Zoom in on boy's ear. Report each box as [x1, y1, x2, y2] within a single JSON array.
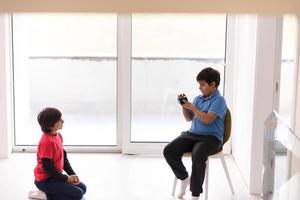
[[210, 81, 216, 88]]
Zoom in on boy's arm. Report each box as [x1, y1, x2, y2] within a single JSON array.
[[182, 106, 194, 122], [42, 158, 68, 181], [63, 150, 76, 175], [190, 107, 216, 124], [182, 101, 217, 124], [182, 97, 226, 124]]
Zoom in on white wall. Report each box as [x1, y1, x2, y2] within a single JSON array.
[[0, 14, 12, 158], [229, 15, 282, 194], [229, 14, 257, 189], [249, 16, 282, 193]]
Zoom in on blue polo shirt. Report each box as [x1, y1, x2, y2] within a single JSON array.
[[188, 90, 227, 142]]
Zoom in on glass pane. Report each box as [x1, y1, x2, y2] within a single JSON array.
[[277, 15, 298, 150], [131, 14, 226, 142], [13, 13, 117, 146], [275, 14, 297, 192], [279, 15, 297, 126], [263, 112, 300, 195]]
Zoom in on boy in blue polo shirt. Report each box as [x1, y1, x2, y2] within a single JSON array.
[[163, 67, 227, 200]]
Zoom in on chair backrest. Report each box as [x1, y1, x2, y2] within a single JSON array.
[[222, 108, 232, 145]]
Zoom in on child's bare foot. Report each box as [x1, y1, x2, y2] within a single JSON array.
[[28, 190, 47, 200]]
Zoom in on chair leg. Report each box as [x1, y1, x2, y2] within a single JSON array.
[[172, 176, 177, 196], [220, 155, 235, 194], [205, 159, 209, 200]]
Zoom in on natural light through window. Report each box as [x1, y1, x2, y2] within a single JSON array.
[[131, 14, 227, 142], [13, 13, 117, 146], [277, 15, 298, 142], [12, 13, 227, 147]]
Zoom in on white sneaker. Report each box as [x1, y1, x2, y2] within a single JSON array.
[[177, 176, 190, 198], [191, 196, 199, 200], [28, 190, 47, 200]]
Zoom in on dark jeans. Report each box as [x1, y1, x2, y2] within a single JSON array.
[[35, 178, 87, 200], [163, 131, 221, 197]]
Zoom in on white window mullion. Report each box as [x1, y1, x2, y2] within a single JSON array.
[[117, 14, 132, 154], [118, 14, 168, 155]]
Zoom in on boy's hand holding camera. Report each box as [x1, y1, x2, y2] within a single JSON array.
[[177, 93, 188, 105], [177, 94, 194, 110]]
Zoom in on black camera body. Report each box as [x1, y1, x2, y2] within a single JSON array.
[[177, 94, 188, 105]]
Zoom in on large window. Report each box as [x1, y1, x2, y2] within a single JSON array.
[[131, 14, 227, 142], [13, 13, 117, 146], [12, 13, 227, 150]]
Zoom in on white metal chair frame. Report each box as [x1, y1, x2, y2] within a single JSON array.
[[171, 151, 235, 200]]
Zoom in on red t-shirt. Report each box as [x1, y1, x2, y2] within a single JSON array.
[[34, 132, 64, 181]]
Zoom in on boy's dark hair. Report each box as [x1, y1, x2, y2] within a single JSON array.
[[196, 67, 220, 87], [37, 107, 62, 133]]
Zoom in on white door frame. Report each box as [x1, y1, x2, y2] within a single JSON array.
[[0, 13, 13, 158]]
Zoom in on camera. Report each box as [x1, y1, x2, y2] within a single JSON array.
[[177, 94, 188, 105]]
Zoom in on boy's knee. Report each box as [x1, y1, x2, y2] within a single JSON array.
[[192, 154, 208, 163], [163, 144, 171, 158], [80, 182, 87, 194], [73, 187, 84, 200]]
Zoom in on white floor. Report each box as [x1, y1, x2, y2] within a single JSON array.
[[0, 153, 261, 200]]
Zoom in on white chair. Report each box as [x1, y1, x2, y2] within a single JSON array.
[[171, 109, 235, 200]]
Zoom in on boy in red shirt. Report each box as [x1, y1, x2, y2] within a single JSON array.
[[28, 107, 86, 200]]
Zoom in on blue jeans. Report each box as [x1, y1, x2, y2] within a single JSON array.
[[35, 178, 87, 200]]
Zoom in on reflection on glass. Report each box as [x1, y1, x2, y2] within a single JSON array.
[[263, 111, 300, 199], [13, 13, 117, 145], [278, 15, 297, 132], [131, 14, 227, 142], [269, 14, 299, 198]]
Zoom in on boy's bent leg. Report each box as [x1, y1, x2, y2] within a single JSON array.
[[76, 182, 87, 194], [35, 180, 84, 200], [163, 133, 194, 180], [190, 136, 219, 197]]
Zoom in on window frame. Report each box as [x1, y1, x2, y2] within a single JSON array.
[[8, 13, 232, 154]]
